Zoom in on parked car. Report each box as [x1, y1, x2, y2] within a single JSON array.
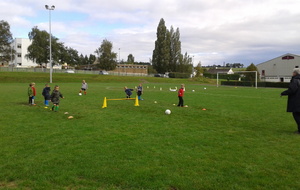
[[154, 73, 169, 78], [99, 70, 109, 75], [65, 70, 75, 73]]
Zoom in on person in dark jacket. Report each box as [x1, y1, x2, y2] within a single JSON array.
[[50, 85, 64, 112], [42, 84, 51, 106], [281, 68, 300, 134]]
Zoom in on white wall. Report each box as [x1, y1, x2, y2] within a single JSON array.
[[10, 38, 38, 67], [257, 54, 300, 80]]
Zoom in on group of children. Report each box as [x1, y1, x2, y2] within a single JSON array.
[[124, 83, 185, 107], [124, 83, 144, 100], [28, 82, 64, 112], [28, 80, 185, 112]]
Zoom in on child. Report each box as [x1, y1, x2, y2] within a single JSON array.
[[28, 83, 33, 105], [31, 82, 37, 105], [177, 84, 185, 107], [79, 80, 88, 95], [124, 86, 134, 98], [50, 85, 64, 112], [136, 83, 143, 100], [42, 84, 51, 106]]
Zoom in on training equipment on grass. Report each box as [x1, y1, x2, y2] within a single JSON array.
[[165, 109, 171, 115], [102, 96, 139, 108], [169, 87, 177, 91], [79, 93, 82, 96]]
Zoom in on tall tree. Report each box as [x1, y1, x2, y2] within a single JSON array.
[[169, 26, 182, 72], [0, 20, 15, 64], [152, 18, 170, 74], [127, 54, 135, 64], [178, 52, 193, 73], [245, 63, 260, 82], [95, 39, 117, 70], [27, 26, 62, 66], [88, 54, 96, 65], [59, 46, 80, 66]]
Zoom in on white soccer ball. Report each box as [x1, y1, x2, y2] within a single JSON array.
[[204, 87, 206, 90], [79, 93, 82, 96], [165, 109, 171, 115], [192, 90, 195, 92]]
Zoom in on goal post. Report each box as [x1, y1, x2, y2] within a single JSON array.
[[217, 71, 257, 89]]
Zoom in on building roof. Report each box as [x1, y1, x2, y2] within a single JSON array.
[[206, 68, 233, 74], [256, 53, 300, 66]]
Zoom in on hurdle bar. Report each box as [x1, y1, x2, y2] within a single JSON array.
[[102, 96, 139, 108]]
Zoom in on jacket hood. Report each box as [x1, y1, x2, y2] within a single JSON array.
[[293, 74, 300, 79], [45, 87, 51, 90]]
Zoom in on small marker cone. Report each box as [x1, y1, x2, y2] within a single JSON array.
[[102, 97, 107, 108], [134, 96, 139, 106]]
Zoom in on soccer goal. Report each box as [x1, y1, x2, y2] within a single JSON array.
[[217, 71, 258, 89]]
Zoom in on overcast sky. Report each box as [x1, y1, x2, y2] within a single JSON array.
[[2, 0, 300, 66]]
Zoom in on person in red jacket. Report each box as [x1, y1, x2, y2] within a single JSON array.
[[177, 84, 185, 107], [31, 82, 37, 105]]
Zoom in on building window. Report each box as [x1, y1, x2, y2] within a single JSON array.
[[262, 70, 265, 76], [295, 66, 299, 68], [17, 53, 22, 58], [282, 55, 294, 60], [18, 63, 22, 66], [17, 44, 21, 48]]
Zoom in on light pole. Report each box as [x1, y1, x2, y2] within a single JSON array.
[[45, 5, 55, 83]]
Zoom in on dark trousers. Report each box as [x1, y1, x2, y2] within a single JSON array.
[[292, 112, 300, 132], [28, 96, 32, 104], [177, 96, 184, 107]]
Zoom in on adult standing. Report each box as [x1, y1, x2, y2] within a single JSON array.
[[281, 68, 300, 134]]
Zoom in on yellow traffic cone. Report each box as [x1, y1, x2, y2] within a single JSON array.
[[102, 97, 107, 108], [134, 96, 139, 107]]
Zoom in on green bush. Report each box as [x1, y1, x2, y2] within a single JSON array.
[[221, 81, 289, 88], [169, 72, 191, 78], [203, 73, 240, 80]]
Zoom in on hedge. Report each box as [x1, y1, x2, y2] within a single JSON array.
[[168, 72, 191, 78], [221, 81, 289, 88], [203, 73, 240, 80]]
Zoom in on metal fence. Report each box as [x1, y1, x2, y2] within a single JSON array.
[[0, 67, 152, 77]]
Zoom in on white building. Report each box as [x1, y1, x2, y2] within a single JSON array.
[[256, 53, 300, 82], [9, 38, 38, 67]]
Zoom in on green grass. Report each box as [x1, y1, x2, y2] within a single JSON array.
[[0, 72, 300, 189]]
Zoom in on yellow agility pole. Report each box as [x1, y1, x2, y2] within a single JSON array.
[[102, 97, 107, 108], [134, 96, 139, 106], [102, 97, 139, 108]]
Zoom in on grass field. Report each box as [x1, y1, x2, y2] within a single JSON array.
[[0, 72, 300, 189]]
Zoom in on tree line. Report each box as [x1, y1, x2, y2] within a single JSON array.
[[1, 18, 194, 73]]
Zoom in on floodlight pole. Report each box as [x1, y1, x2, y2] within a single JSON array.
[[45, 5, 55, 83]]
